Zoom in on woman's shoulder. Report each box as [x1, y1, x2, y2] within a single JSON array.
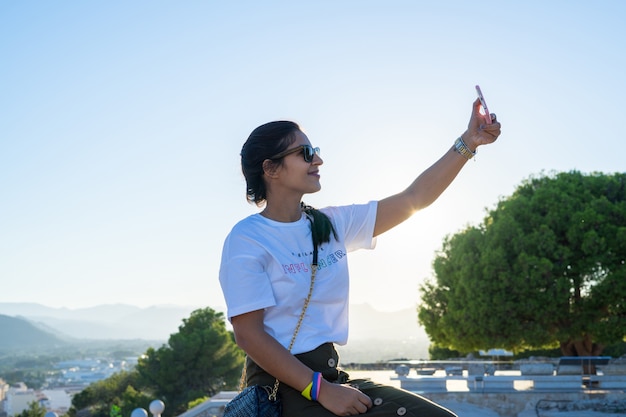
[[228, 212, 311, 237], [320, 201, 378, 219], [228, 213, 265, 236], [222, 214, 268, 255]]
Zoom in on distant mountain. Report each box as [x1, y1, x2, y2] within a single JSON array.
[[0, 303, 198, 341], [0, 302, 433, 362], [0, 314, 68, 351]]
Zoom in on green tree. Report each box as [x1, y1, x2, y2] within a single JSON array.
[[69, 370, 146, 417], [136, 307, 244, 415], [16, 401, 46, 417], [418, 171, 626, 357], [69, 307, 243, 417]]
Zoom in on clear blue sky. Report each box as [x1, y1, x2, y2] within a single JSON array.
[[2, 1, 625, 312]]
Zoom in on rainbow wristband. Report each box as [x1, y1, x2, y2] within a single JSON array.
[[311, 372, 322, 401], [301, 381, 313, 400]]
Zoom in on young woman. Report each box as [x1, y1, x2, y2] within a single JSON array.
[[219, 99, 501, 416]]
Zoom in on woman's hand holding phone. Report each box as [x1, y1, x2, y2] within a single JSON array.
[[475, 85, 493, 125], [462, 85, 501, 151]]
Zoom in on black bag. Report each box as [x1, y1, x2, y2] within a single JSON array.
[[222, 385, 281, 417]]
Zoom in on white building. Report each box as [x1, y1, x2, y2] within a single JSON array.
[[4, 383, 41, 417], [2, 383, 73, 417], [41, 389, 73, 416], [1, 378, 9, 401]]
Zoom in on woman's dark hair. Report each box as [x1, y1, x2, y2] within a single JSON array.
[[241, 120, 300, 206], [240, 121, 337, 244], [301, 203, 338, 246]]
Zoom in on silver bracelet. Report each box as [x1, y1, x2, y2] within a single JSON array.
[[454, 136, 476, 160]]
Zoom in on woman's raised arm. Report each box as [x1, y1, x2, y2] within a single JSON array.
[[374, 99, 501, 237]]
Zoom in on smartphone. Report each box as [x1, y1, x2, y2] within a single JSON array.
[[475, 85, 492, 125]]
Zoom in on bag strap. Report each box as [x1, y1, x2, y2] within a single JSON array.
[[240, 228, 320, 401], [268, 239, 318, 400], [287, 241, 319, 352]]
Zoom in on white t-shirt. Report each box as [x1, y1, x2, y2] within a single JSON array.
[[219, 201, 377, 354]]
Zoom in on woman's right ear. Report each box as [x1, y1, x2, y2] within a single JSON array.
[[262, 159, 279, 178]]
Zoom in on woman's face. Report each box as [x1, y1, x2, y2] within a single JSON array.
[[272, 130, 323, 196]]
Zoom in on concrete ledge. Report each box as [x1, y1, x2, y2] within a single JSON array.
[[481, 375, 518, 392], [393, 376, 448, 392], [520, 363, 554, 375], [589, 374, 626, 389], [398, 374, 592, 393], [532, 375, 583, 391], [557, 364, 583, 375], [420, 390, 626, 417], [445, 366, 463, 376], [466, 363, 486, 376], [598, 364, 626, 375], [468, 375, 538, 392]]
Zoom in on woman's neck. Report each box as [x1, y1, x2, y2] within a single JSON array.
[[260, 202, 303, 222]]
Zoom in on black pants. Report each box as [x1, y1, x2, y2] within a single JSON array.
[[246, 343, 457, 417]]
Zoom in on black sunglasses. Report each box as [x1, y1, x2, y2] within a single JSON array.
[[270, 144, 320, 163]]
